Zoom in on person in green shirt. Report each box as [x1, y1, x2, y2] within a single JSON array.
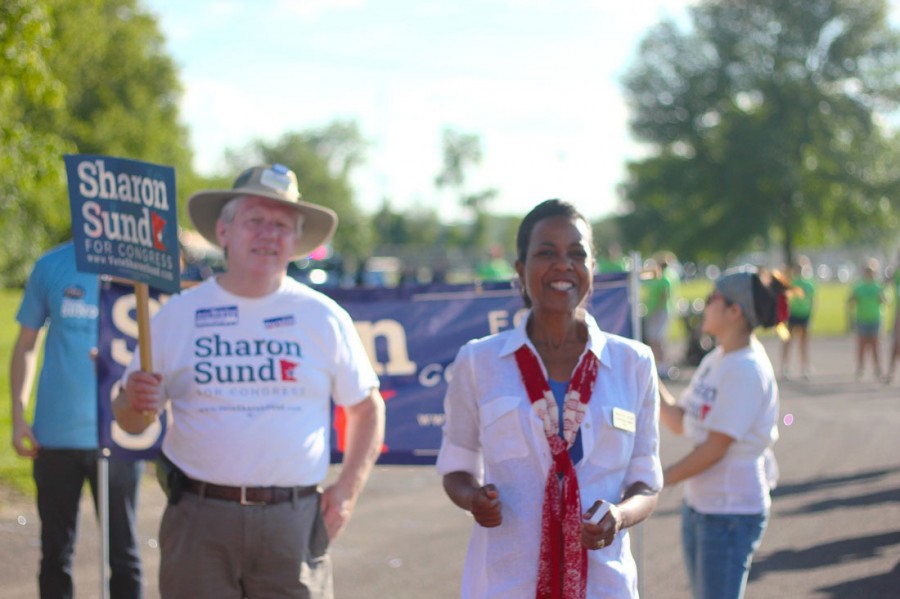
[[780, 257, 816, 380], [597, 242, 628, 274], [886, 251, 900, 384], [641, 259, 672, 377], [476, 243, 516, 282], [847, 258, 886, 381]]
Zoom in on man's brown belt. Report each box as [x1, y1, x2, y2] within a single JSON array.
[[183, 478, 318, 506]]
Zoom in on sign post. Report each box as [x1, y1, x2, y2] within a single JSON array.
[[64, 154, 179, 599], [134, 283, 155, 392]]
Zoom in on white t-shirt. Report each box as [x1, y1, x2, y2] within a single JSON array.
[[437, 312, 662, 599], [123, 277, 379, 487], [678, 337, 779, 514]]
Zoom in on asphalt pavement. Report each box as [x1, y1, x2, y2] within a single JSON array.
[[1, 334, 898, 598]]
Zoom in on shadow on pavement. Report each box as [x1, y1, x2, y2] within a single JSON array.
[[779, 487, 900, 516], [750, 531, 900, 579], [814, 560, 900, 599], [772, 467, 900, 499], [652, 467, 900, 519]]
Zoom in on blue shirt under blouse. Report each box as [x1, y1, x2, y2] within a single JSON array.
[[548, 378, 583, 465]]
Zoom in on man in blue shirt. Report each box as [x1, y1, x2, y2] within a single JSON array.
[[11, 241, 143, 598]]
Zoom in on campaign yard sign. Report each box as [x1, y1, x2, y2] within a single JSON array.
[[64, 155, 180, 294]]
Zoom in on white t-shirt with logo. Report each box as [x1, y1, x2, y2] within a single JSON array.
[[124, 277, 378, 487], [678, 337, 779, 514]]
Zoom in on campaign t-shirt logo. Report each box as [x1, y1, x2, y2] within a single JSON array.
[[265, 315, 295, 329], [280, 359, 299, 381], [195, 306, 239, 327], [63, 285, 86, 299]]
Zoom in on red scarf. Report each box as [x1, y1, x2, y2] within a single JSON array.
[[514, 344, 600, 599]]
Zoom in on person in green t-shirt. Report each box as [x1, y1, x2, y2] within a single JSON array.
[[641, 259, 672, 377], [476, 243, 515, 282], [847, 258, 886, 381], [597, 242, 628, 274], [780, 257, 816, 380], [886, 251, 900, 383]]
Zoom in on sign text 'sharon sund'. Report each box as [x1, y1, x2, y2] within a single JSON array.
[[65, 155, 180, 294]]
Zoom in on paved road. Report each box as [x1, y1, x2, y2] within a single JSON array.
[[2, 335, 898, 598]]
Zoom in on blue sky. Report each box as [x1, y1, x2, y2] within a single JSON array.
[[141, 1, 705, 220]]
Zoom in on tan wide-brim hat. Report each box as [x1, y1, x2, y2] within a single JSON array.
[[187, 164, 338, 260]]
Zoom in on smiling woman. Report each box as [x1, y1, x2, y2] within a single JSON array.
[[437, 199, 662, 598]]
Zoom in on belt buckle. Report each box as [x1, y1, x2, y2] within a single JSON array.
[[239, 487, 266, 506]]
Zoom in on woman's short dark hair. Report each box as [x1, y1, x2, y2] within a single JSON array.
[[516, 199, 590, 264]]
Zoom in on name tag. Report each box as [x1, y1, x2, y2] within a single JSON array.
[[612, 407, 636, 433]]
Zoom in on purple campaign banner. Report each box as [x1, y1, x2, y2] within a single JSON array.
[[65, 154, 180, 294], [326, 273, 633, 465], [97, 280, 170, 459], [95, 273, 632, 464]]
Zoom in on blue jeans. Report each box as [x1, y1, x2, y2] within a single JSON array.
[[34, 449, 143, 599], [681, 503, 768, 599]]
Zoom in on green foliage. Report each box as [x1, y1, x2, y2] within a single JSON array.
[[45, 0, 192, 167], [0, 290, 37, 497], [434, 128, 483, 192], [0, 0, 194, 287], [373, 201, 443, 248], [620, 0, 900, 265], [434, 128, 499, 251], [0, 0, 73, 286]]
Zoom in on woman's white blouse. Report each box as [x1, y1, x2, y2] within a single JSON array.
[[437, 312, 663, 598]]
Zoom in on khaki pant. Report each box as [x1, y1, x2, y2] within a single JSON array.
[[159, 491, 331, 599]]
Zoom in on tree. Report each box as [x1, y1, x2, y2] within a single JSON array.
[[225, 122, 373, 262], [0, 0, 72, 285], [434, 128, 498, 252], [620, 0, 900, 265], [372, 201, 442, 249], [45, 0, 195, 218], [1, 0, 194, 285]]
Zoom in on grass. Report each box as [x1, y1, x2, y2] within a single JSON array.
[[0, 288, 37, 498], [0, 280, 894, 500]]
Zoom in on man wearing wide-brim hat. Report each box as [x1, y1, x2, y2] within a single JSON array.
[[114, 164, 385, 598]]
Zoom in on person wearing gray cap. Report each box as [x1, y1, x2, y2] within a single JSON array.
[[113, 164, 385, 598], [657, 267, 789, 599]]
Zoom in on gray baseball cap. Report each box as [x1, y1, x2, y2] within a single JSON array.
[[715, 267, 759, 329]]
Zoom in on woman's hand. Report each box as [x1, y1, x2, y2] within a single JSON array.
[[471, 483, 502, 527], [581, 500, 622, 550], [443, 472, 503, 528]]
